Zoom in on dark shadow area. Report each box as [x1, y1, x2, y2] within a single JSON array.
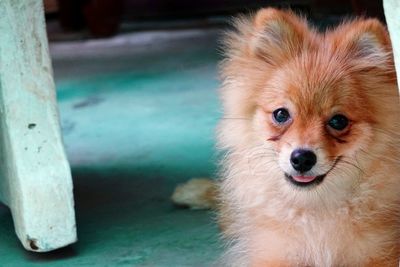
[[2, 164, 219, 265], [24, 246, 78, 262]]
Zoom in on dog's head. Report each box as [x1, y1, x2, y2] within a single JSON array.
[[219, 9, 398, 194]]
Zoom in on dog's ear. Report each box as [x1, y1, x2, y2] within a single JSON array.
[[249, 8, 311, 64], [330, 19, 393, 70]]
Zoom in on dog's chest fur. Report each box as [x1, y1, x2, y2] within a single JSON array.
[[249, 210, 388, 266], [220, 157, 399, 267]]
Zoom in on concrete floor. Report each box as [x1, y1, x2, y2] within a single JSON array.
[[0, 28, 222, 266]]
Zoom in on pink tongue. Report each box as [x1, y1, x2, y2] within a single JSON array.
[[292, 175, 317, 183]]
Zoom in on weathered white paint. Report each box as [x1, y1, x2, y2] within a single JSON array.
[[0, 1, 77, 252], [383, 2, 400, 266], [384, 0, 400, 84]]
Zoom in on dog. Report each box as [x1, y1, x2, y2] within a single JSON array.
[[215, 8, 400, 267]]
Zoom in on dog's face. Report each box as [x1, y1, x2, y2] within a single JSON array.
[[261, 64, 371, 188], [220, 9, 398, 193], [259, 54, 382, 188]]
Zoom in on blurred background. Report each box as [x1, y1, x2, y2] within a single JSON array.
[[44, 0, 385, 39], [0, 0, 386, 266]]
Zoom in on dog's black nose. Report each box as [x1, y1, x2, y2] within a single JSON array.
[[290, 149, 317, 172]]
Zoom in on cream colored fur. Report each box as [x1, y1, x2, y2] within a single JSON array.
[[216, 8, 400, 267]]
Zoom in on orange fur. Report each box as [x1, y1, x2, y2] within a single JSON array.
[[217, 8, 400, 267]]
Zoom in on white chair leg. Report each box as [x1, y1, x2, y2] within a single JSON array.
[[0, 0, 77, 252], [384, 0, 400, 82], [383, 3, 400, 266]]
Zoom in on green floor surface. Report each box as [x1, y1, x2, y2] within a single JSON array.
[[0, 28, 223, 267]]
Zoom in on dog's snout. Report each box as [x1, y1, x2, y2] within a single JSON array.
[[290, 149, 317, 172]]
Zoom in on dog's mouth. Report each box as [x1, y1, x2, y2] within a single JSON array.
[[285, 173, 326, 187], [284, 157, 341, 188]]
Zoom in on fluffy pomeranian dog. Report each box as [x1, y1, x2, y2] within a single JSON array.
[[217, 8, 400, 267]]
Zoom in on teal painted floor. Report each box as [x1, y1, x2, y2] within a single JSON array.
[[0, 28, 223, 266]]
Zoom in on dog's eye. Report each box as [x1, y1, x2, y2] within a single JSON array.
[[328, 114, 348, 131], [273, 108, 290, 124]]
